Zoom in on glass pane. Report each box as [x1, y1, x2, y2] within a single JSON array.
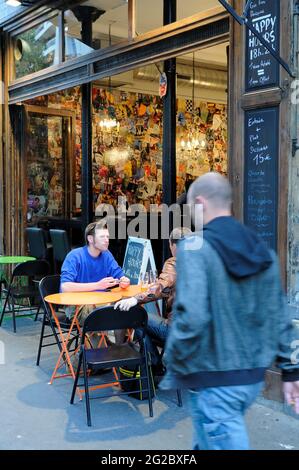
[[14, 18, 59, 79], [24, 87, 81, 217], [0, 0, 23, 24], [64, 1, 128, 61], [135, 0, 222, 35], [92, 84, 163, 212], [135, 0, 163, 35], [64, 10, 95, 61], [176, 46, 228, 196], [177, 0, 222, 21], [91, 0, 128, 47], [91, 43, 228, 212], [27, 113, 68, 223]]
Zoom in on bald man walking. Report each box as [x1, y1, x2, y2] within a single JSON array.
[[160, 172, 299, 450]]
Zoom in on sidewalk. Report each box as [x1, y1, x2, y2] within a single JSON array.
[[0, 316, 298, 450]]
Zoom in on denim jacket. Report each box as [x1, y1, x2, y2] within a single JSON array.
[[160, 237, 299, 390]]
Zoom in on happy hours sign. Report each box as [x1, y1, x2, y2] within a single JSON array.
[[245, 0, 280, 91]]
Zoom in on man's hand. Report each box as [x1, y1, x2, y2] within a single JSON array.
[[96, 277, 119, 290], [283, 381, 299, 414], [119, 276, 130, 289], [114, 297, 138, 311]]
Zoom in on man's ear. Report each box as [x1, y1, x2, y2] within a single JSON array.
[[87, 235, 93, 245], [195, 195, 205, 206]]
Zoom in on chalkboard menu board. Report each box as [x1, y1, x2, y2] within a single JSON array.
[[244, 107, 279, 250], [122, 237, 157, 285], [122, 240, 145, 285], [245, 0, 280, 91]]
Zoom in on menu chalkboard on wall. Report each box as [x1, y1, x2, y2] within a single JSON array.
[[244, 107, 279, 250], [245, 0, 280, 91]]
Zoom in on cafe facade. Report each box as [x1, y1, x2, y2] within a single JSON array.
[[0, 1, 299, 395]]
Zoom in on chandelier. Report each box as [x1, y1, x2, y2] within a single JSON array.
[[99, 118, 120, 131], [180, 53, 206, 151], [180, 135, 206, 150], [98, 22, 120, 134]]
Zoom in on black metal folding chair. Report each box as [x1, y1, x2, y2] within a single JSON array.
[[49, 229, 71, 273], [36, 275, 79, 366], [0, 260, 50, 332], [26, 227, 52, 260], [70, 305, 154, 426]]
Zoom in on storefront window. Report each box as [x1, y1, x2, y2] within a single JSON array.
[[176, 100, 227, 194], [92, 82, 227, 213], [14, 18, 59, 79], [92, 86, 163, 212], [24, 88, 82, 217], [22, 44, 227, 218], [26, 110, 74, 223]]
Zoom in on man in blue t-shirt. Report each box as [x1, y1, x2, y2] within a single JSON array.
[[61, 222, 130, 344], [61, 222, 130, 292]]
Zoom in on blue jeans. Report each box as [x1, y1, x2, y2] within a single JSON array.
[[135, 313, 169, 366], [188, 382, 264, 450]]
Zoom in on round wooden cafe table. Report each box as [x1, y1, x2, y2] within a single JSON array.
[[45, 291, 122, 306], [113, 285, 143, 297], [44, 291, 122, 384]]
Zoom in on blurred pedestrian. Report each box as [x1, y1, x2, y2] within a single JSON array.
[[160, 172, 299, 450]]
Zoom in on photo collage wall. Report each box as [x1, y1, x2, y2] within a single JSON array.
[[92, 86, 227, 211]]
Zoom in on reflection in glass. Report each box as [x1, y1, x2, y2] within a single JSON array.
[[64, 2, 129, 62], [26, 113, 71, 222], [14, 19, 59, 79], [64, 10, 94, 61]]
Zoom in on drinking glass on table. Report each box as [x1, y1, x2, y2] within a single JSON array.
[[140, 272, 149, 292], [149, 269, 159, 294], [149, 269, 158, 284]]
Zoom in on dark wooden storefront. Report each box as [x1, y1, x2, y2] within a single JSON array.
[[0, 0, 293, 276], [0, 2, 230, 262]]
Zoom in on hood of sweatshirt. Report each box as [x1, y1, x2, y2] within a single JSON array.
[[203, 216, 273, 278]]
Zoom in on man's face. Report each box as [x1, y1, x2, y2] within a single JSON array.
[[91, 228, 110, 252]]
